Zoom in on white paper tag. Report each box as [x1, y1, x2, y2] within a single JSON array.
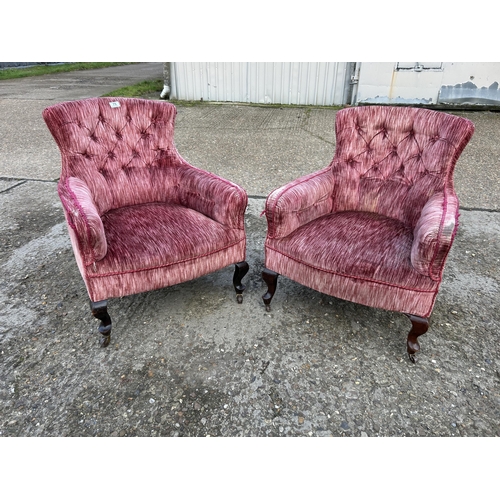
[[109, 101, 121, 108]]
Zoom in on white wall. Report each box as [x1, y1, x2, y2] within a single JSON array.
[[168, 62, 500, 107], [170, 62, 352, 106], [355, 62, 500, 105]]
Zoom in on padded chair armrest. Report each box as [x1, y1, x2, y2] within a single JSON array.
[[177, 164, 248, 229], [58, 177, 107, 266], [264, 166, 334, 239], [411, 189, 459, 281]]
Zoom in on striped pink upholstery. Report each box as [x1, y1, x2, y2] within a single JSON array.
[[44, 97, 247, 302], [264, 106, 474, 318]]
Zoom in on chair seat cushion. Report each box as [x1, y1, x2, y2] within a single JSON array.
[[267, 211, 437, 292], [91, 202, 244, 276]]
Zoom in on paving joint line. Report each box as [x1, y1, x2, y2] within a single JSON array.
[[2, 179, 497, 213]]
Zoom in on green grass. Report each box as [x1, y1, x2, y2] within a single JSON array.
[[102, 79, 164, 98], [0, 62, 136, 80], [0, 62, 163, 99]]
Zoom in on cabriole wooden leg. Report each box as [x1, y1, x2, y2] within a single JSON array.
[[90, 300, 112, 347], [406, 314, 429, 363], [262, 268, 279, 312], [233, 261, 249, 304]]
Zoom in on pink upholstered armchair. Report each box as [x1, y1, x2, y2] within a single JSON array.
[[43, 97, 248, 347], [262, 106, 474, 362]]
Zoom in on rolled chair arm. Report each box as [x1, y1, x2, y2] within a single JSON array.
[[58, 177, 107, 266], [411, 189, 459, 281], [264, 166, 334, 239], [177, 163, 248, 230]]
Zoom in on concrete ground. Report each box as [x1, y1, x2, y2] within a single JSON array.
[[0, 63, 499, 437]]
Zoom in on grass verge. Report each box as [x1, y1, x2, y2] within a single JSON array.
[[101, 79, 164, 98], [0, 62, 136, 80]]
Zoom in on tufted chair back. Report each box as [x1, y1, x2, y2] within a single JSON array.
[[330, 106, 475, 228], [43, 97, 182, 215]]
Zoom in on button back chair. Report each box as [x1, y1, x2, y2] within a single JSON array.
[[43, 97, 249, 347], [261, 105, 474, 362]]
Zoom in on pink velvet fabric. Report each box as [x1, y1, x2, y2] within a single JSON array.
[[44, 97, 247, 302], [264, 106, 474, 318]]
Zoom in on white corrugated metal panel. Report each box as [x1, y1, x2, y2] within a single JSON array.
[[171, 62, 352, 105]]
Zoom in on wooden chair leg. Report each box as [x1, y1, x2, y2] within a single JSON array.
[[233, 261, 249, 303], [262, 268, 279, 312], [90, 300, 112, 347], [406, 314, 429, 363]]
